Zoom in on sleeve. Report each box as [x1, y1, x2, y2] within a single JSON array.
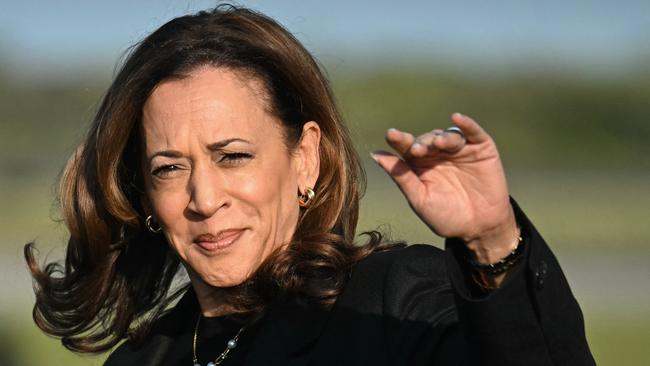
[[443, 198, 596, 366]]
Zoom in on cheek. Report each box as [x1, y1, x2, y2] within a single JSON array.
[[233, 160, 299, 237], [147, 185, 190, 231], [232, 171, 287, 218]]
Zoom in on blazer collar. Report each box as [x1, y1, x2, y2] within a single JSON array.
[[161, 289, 330, 365], [245, 298, 330, 364], [133, 288, 330, 365]]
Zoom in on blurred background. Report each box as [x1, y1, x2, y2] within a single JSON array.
[[1, 0, 648, 364]]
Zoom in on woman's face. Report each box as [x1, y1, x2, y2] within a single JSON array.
[[140, 66, 319, 288]]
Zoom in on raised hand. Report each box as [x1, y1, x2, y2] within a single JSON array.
[[370, 113, 519, 265]]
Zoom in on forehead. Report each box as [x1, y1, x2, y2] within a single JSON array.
[[141, 67, 280, 148]]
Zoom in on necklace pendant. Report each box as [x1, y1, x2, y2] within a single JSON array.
[[207, 362, 216, 366], [227, 339, 237, 349]]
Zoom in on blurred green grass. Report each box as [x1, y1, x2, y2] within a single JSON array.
[[2, 67, 649, 365], [359, 169, 650, 250]]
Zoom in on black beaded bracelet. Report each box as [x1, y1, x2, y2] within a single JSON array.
[[466, 234, 524, 275]]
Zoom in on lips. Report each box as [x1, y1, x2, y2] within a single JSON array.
[[193, 229, 244, 252]]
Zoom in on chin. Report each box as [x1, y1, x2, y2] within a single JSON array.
[[194, 258, 257, 288], [202, 272, 248, 288]]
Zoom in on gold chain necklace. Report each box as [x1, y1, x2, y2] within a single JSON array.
[[192, 313, 245, 366]]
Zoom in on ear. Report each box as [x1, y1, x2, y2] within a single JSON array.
[[294, 121, 321, 193]]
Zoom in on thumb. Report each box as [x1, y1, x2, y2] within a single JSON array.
[[370, 150, 423, 202]]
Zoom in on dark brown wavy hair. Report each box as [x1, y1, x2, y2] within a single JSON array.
[[24, 4, 402, 354]]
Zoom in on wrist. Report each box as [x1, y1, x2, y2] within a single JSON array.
[[462, 209, 524, 290], [463, 207, 519, 264], [467, 231, 523, 291]]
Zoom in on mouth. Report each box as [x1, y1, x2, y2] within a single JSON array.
[[193, 229, 245, 252]]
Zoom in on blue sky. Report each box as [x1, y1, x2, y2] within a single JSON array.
[[1, 0, 648, 77]]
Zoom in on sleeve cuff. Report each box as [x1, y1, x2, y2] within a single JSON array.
[[442, 197, 595, 365]]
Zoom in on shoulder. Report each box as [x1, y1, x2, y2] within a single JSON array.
[[104, 312, 179, 366], [104, 292, 195, 366], [336, 244, 455, 321], [353, 244, 448, 287]]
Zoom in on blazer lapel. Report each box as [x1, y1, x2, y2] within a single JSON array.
[[245, 300, 330, 365], [139, 289, 198, 366]]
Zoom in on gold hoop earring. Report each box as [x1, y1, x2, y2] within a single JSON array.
[[298, 186, 315, 208], [145, 215, 162, 234]]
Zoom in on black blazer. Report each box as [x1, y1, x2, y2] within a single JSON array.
[[105, 201, 595, 365]]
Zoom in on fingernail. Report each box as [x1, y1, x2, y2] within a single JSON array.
[[369, 152, 379, 162], [387, 128, 399, 134], [412, 142, 422, 149], [453, 112, 463, 118]]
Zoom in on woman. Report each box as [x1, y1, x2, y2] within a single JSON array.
[[25, 5, 595, 366]]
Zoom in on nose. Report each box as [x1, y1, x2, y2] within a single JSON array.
[[186, 166, 226, 218]]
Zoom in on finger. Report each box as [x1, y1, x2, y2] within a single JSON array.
[[407, 130, 440, 157], [433, 129, 466, 153], [385, 128, 416, 158], [411, 128, 467, 156], [451, 113, 490, 143], [370, 150, 424, 201]]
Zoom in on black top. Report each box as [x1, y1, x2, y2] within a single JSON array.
[[164, 311, 252, 366], [105, 200, 596, 366]]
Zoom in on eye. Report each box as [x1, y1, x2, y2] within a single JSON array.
[[151, 164, 182, 178], [219, 152, 253, 165]]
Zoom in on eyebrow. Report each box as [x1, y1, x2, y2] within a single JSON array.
[[207, 138, 252, 151], [148, 138, 252, 163]]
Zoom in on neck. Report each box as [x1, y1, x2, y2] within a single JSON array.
[[188, 272, 243, 317]]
